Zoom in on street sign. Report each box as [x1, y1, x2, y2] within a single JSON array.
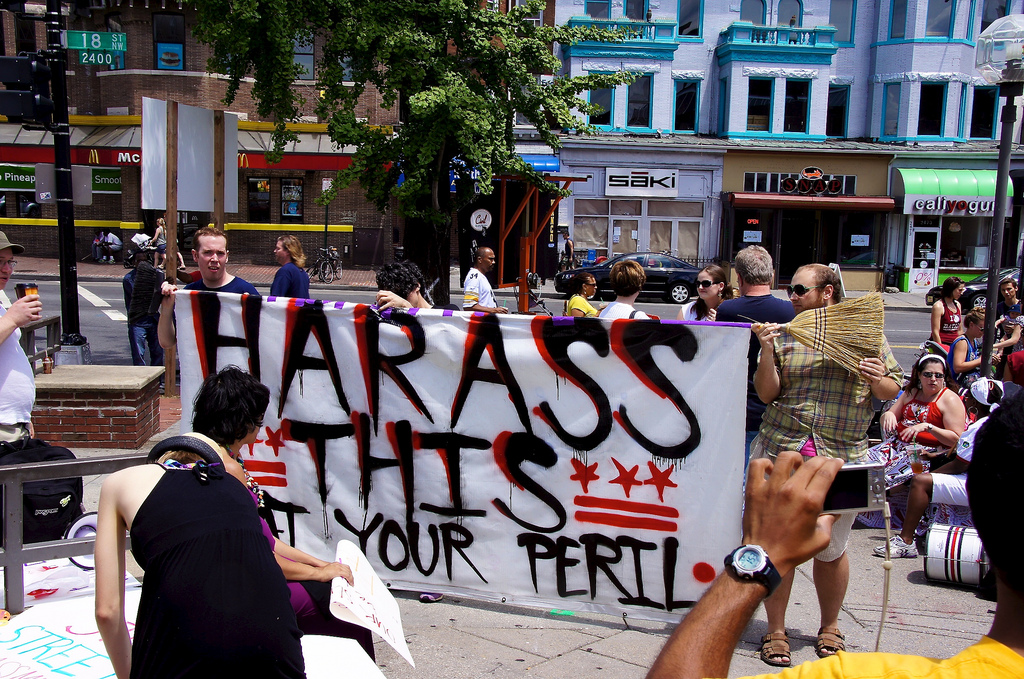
[[78, 50, 119, 66], [63, 31, 126, 52]]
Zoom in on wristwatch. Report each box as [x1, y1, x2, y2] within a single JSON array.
[[724, 545, 782, 596]]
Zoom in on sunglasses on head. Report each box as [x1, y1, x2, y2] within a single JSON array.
[[921, 371, 945, 379], [696, 279, 716, 288], [786, 284, 820, 297]]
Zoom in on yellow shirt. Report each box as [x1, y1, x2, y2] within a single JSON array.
[[736, 637, 1023, 679], [564, 294, 598, 317]]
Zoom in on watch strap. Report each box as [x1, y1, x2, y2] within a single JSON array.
[[724, 545, 782, 596]]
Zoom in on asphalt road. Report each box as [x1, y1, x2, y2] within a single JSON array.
[[24, 281, 931, 369]]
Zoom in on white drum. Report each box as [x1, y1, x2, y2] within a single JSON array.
[[924, 524, 989, 586]]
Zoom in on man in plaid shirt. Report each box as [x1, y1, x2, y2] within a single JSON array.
[[749, 263, 903, 667]]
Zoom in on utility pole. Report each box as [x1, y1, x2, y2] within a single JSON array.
[[45, 0, 85, 348]]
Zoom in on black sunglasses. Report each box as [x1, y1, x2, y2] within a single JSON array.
[[920, 371, 945, 379], [696, 279, 716, 288], [786, 284, 821, 297]]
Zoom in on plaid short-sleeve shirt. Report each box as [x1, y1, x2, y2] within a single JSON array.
[[757, 336, 904, 462]]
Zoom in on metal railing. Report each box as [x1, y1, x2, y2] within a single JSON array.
[[719, 21, 837, 48], [566, 16, 678, 41], [0, 454, 147, 613], [18, 314, 61, 373]]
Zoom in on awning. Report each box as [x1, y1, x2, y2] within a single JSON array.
[[727, 192, 895, 211], [520, 154, 559, 172], [893, 168, 1013, 198]]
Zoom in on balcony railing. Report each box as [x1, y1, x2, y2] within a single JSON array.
[[719, 21, 837, 48], [716, 21, 838, 67], [566, 17, 678, 42]]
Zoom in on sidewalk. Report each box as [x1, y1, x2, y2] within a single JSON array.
[[18, 256, 929, 310], [64, 401, 992, 679]]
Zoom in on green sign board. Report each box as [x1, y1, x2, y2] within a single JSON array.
[[92, 168, 122, 194], [0, 164, 122, 194], [64, 31, 127, 52], [79, 50, 119, 67]]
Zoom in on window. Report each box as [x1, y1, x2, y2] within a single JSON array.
[[293, 38, 314, 80], [918, 83, 946, 136], [248, 178, 271, 223], [281, 179, 303, 219], [674, 80, 698, 132], [981, 0, 1006, 33], [589, 87, 612, 126], [784, 80, 809, 133], [779, 0, 802, 27], [747, 78, 772, 132], [836, 213, 882, 266], [890, 0, 907, 39], [585, 0, 610, 18], [515, 0, 542, 27], [718, 78, 730, 135], [15, 15, 35, 54], [971, 87, 999, 138], [678, 0, 701, 37], [740, 0, 765, 24], [486, 0, 499, 10], [624, 0, 645, 20], [829, 0, 855, 43], [153, 14, 185, 70], [925, 0, 953, 37], [826, 86, 849, 137], [883, 83, 900, 136], [626, 75, 652, 128]]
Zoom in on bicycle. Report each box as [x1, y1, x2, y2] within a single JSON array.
[[306, 246, 342, 284]]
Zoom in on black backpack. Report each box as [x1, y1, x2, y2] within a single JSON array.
[[0, 438, 84, 544]]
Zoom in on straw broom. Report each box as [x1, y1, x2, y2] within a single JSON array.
[[754, 293, 885, 375]]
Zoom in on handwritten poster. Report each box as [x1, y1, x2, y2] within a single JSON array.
[[176, 293, 749, 622]]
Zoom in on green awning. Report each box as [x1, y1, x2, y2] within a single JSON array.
[[893, 168, 1013, 198]]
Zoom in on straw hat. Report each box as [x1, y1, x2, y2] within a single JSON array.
[[0, 232, 24, 255]]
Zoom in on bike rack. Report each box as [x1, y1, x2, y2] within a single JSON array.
[[0, 454, 147, 613]]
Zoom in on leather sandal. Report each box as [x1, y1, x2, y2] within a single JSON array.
[[815, 626, 845, 658], [759, 632, 791, 667]]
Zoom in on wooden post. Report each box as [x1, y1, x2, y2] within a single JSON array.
[[213, 110, 225, 229], [163, 101, 179, 398]]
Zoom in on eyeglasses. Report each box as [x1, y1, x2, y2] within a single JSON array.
[[921, 371, 945, 379], [0, 259, 17, 271], [696, 279, 715, 288], [584, 281, 596, 287], [786, 284, 820, 297]]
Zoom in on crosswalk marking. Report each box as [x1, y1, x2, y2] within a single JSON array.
[[78, 284, 127, 322]]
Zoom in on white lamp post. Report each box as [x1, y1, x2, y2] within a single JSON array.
[[975, 15, 1024, 373]]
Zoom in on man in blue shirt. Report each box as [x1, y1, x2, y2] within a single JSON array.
[[158, 227, 259, 349], [715, 245, 795, 466]]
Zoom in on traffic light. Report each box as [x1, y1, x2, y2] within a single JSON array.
[[2, 3, 26, 13], [0, 55, 53, 125]]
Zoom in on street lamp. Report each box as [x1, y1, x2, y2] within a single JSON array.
[[975, 15, 1024, 374]]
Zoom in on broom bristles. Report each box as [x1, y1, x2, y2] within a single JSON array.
[[782, 293, 885, 375]]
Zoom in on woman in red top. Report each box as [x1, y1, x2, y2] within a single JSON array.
[[872, 355, 966, 490], [930, 277, 964, 350]]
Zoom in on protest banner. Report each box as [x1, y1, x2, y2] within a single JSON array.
[[176, 293, 749, 622]]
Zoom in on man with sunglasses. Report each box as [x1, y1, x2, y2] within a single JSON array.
[[0, 232, 41, 443], [750, 263, 903, 667], [717, 246, 795, 467]]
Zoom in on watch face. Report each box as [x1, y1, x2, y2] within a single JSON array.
[[736, 546, 765, 572]]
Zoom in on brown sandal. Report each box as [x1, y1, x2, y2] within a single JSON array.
[[815, 626, 845, 658], [759, 632, 791, 667]]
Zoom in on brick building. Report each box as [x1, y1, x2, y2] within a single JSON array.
[[0, 2, 400, 268]]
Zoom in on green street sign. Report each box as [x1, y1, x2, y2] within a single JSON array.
[[79, 50, 119, 66], [63, 31, 126, 52], [0, 165, 35, 191], [92, 168, 122, 194]]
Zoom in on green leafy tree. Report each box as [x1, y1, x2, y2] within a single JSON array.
[[193, 0, 628, 303]]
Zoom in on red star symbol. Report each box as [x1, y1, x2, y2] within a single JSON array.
[[244, 430, 265, 457], [643, 461, 678, 502], [263, 426, 285, 457], [609, 457, 642, 498], [570, 458, 600, 493]]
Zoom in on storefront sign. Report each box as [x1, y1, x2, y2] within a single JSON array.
[[780, 167, 843, 196], [92, 168, 122, 194], [0, 164, 121, 194], [606, 168, 678, 197], [904, 195, 1008, 217]]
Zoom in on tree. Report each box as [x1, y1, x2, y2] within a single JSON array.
[[193, 0, 628, 303]]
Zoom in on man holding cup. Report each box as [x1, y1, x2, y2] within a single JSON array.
[[0, 232, 41, 442]]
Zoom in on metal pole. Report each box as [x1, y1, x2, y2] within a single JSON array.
[[45, 0, 84, 345], [982, 81, 1023, 374]]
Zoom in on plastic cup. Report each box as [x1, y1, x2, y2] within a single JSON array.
[[908, 446, 924, 474], [15, 283, 37, 299]]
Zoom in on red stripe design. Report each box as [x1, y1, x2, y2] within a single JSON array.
[[251, 475, 288, 487], [573, 495, 679, 518], [574, 510, 677, 532], [244, 460, 287, 474]]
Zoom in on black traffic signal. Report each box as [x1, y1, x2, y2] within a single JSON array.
[[2, 3, 26, 13], [0, 55, 53, 125]]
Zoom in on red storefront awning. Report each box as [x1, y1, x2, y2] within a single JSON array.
[[727, 192, 895, 211]]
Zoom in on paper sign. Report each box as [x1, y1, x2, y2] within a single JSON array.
[[330, 540, 414, 667]]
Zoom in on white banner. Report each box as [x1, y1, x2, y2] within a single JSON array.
[[176, 294, 749, 622]]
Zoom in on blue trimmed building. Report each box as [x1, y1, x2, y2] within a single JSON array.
[[551, 0, 1024, 291]]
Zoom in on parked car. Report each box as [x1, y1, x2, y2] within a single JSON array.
[[924, 268, 1019, 308], [554, 252, 701, 304]]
